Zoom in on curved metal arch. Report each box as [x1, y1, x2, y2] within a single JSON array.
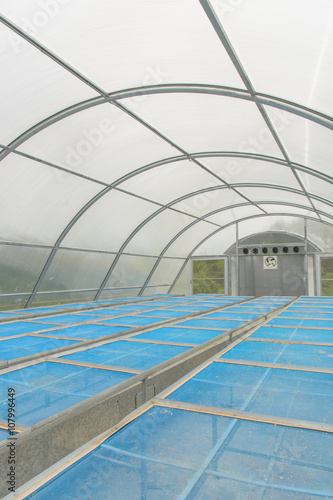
[[23, 176, 332, 306], [138, 202, 333, 296], [1, 82, 333, 164], [168, 212, 333, 294]]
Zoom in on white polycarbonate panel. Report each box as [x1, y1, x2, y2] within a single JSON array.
[[213, 0, 333, 116], [0, 0, 246, 92], [144, 258, 184, 287], [17, 102, 177, 183], [258, 205, 317, 218], [264, 107, 333, 177], [61, 189, 158, 252], [201, 156, 300, 189], [104, 255, 157, 289], [39, 249, 115, 292], [0, 155, 101, 245], [192, 225, 237, 255], [238, 216, 306, 241], [297, 172, 333, 203], [237, 186, 312, 207], [125, 209, 195, 255], [0, 23, 97, 145], [164, 221, 219, 258], [206, 205, 262, 226], [173, 188, 247, 218], [119, 159, 223, 205], [122, 93, 284, 158]]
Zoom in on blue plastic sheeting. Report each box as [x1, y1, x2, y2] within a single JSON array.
[[26, 406, 333, 499], [250, 326, 333, 343], [178, 318, 244, 330], [0, 361, 134, 426], [30, 314, 105, 324], [168, 305, 214, 311], [60, 340, 191, 370], [133, 326, 227, 344], [0, 336, 79, 361], [0, 312, 22, 319], [224, 307, 274, 313], [167, 362, 333, 424], [100, 316, 165, 327], [204, 311, 259, 320], [50, 324, 129, 339], [113, 305, 156, 312], [281, 311, 333, 319], [188, 301, 231, 307], [138, 309, 190, 318], [78, 309, 129, 317], [221, 340, 333, 368], [14, 307, 62, 315], [0, 322, 54, 337], [268, 318, 333, 328]]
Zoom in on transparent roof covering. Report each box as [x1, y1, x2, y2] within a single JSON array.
[[0, 0, 332, 305]]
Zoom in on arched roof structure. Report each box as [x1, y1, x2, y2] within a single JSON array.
[[0, 0, 332, 306]]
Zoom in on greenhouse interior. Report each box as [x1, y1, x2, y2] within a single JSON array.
[[0, 0, 332, 498]]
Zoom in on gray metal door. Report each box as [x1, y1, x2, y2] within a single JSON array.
[[239, 254, 306, 296]]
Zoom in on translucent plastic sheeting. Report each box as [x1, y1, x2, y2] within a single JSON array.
[[25, 406, 333, 499], [0, 23, 97, 144], [60, 340, 191, 371], [220, 340, 333, 369], [163, 221, 223, 259], [46, 324, 129, 340], [192, 224, 237, 256], [104, 255, 158, 289], [205, 204, 264, 227], [39, 249, 116, 292], [119, 159, 223, 206], [173, 186, 252, 219], [269, 318, 333, 328], [125, 209, 196, 256], [123, 93, 284, 158], [17, 101, 177, 184], [250, 326, 333, 343], [237, 186, 312, 207], [306, 220, 333, 252], [0, 336, 79, 361], [215, 0, 333, 115], [263, 107, 333, 178], [0, 0, 247, 91], [238, 215, 306, 241], [0, 244, 51, 294], [0, 322, 56, 338], [0, 155, 101, 246], [0, 361, 134, 426], [61, 189, 159, 253], [146, 259, 186, 287], [133, 326, 227, 345], [202, 156, 300, 190], [167, 362, 333, 424]]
